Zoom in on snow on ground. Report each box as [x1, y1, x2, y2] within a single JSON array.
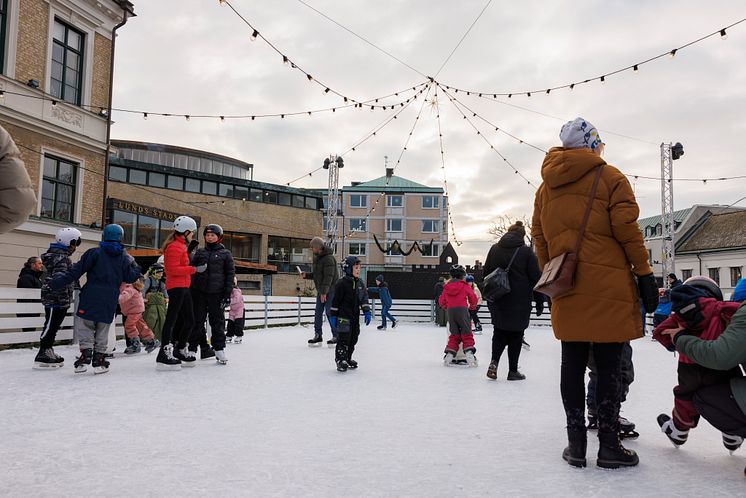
[[1, 323, 744, 497]]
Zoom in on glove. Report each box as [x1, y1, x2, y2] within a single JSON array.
[[221, 298, 231, 309], [364, 311, 372, 326], [187, 240, 199, 254], [329, 316, 337, 329], [637, 274, 659, 313], [194, 263, 207, 273]]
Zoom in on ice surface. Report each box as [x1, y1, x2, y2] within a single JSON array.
[[2, 324, 744, 497]]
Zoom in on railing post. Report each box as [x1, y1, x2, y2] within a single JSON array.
[[264, 295, 269, 329], [297, 296, 302, 325], [371, 298, 376, 320]]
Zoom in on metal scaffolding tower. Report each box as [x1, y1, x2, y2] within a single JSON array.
[[660, 142, 684, 285], [323, 155, 344, 249]]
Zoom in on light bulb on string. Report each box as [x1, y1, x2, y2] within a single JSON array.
[[250, 30, 259, 41], [143, 112, 148, 120], [633, 65, 639, 73], [219, 0, 225, 5], [220, 116, 225, 122], [720, 29, 728, 39], [282, 55, 289, 65], [306, 74, 313, 82], [600, 75, 605, 84], [669, 49, 677, 58]]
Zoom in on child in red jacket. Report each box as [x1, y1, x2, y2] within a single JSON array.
[[653, 276, 743, 452], [440, 265, 479, 367], [119, 279, 160, 354]]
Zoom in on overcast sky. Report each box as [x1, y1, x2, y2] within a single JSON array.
[[110, 0, 746, 264]]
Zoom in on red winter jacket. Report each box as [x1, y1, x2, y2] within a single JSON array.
[[163, 235, 196, 290], [439, 280, 478, 310], [653, 298, 741, 364]]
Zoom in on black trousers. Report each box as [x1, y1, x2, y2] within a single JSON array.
[[587, 342, 635, 414], [336, 319, 361, 363], [561, 341, 623, 433], [226, 317, 245, 337], [190, 291, 226, 352], [469, 305, 481, 325], [693, 382, 746, 437], [492, 328, 524, 371], [39, 307, 68, 349], [160, 287, 194, 349]]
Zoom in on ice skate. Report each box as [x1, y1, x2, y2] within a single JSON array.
[[200, 347, 216, 360], [473, 323, 482, 333], [74, 349, 93, 373], [174, 347, 196, 367], [486, 360, 497, 380], [391, 319, 398, 329], [124, 338, 142, 355], [92, 352, 110, 374], [336, 359, 349, 372], [215, 349, 228, 365], [156, 344, 181, 371], [619, 416, 639, 440], [327, 337, 338, 348], [33, 348, 64, 369], [377, 325, 387, 330], [347, 359, 358, 369], [443, 352, 456, 366], [233, 336, 243, 344], [225, 336, 233, 344], [143, 338, 160, 354], [657, 414, 689, 447], [507, 370, 526, 381], [521, 339, 531, 351], [465, 351, 478, 368], [723, 433, 743, 454], [308, 334, 323, 347]]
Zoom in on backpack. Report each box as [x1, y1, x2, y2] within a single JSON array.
[[483, 247, 520, 301]]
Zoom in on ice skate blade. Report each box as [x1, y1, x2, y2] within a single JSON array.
[[180, 361, 197, 368], [308, 343, 322, 348], [216, 360, 228, 365], [33, 362, 64, 370], [327, 344, 337, 349], [74, 366, 87, 373], [156, 363, 182, 371], [93, 366, 109, 375]]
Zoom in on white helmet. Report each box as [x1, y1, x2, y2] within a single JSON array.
[[156, 255, 164, 266], [173, 216, 197, 234], [55, 227, 82, 247]]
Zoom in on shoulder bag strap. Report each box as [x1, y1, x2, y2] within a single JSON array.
[[574, 166, 604, 255], [506, 247, 521, 271]]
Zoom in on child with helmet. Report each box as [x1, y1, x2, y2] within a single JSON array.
[[329, 256, 371, 372], [188, 223, 235, 364], [156, 215, 206, 370], [119, 276, 160, 354], [48, 224, 141, 374], [653, 275, 744, 452], [34, 227, 82, 368], [142, 261, 168, 341], [439, 265, 479, 367], [465, 274, 483, 333]]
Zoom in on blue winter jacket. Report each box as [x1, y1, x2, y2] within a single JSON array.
[[50, 242, 141, 324], [41, 243, 74, 308], [734, 278, 746, 302], [368, 280, 393, 307]]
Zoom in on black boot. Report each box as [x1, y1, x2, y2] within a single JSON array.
[[74, 348, 93, 373], [308, 334, 323, 347], [562, 429, 587, 468], [597, 432, 639, 469]]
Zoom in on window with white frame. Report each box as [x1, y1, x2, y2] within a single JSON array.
[[386, 219, 402, 232], [422, 196, 440, 209], [731, 267, 743, 287], [41, 155, 77, 223], [349, 194, 367, 208], [681, 269, 693, 281], [386, 195, 403, 207], [422, 220, 440, 233], [709, 267, 720, 286], [421, 243, 440, 257], [51, 19, 85, 106], [349, 218, 367, 232], [348, 243, 366, 256]]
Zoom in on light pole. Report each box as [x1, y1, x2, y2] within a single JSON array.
[[323, 155, 344, 249], [660, 141, 684, 285]]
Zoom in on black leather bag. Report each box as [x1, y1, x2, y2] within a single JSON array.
[[483, 247, 520, 301]]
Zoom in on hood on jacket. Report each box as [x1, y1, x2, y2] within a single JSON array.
[[100, 241, 124, 256], [734, 278, 746, 302], [18, 267, 41, 278], [540, 147, 606, 189], [497, 230, 525, 249], [444, 280, 469, 296], [318, 245, 334, 258]]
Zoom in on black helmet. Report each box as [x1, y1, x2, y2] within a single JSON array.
[[449, 264, 466, 279], [341, 255, 361, 276], [203, 224, 224, 240], [683, 276, 723, 301]]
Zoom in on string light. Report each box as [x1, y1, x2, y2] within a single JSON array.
[[143, 112, 148, 120], [433, 87, 461, 246], [250, 29, 259, 41], [720, 28, 728, 40], [283, 55, 289, 65], [669, 48, 677, 58], [633, 64, 639, 72]]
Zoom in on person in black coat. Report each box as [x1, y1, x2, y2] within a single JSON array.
[[17, 257, 43, 288], [483, 221, 544, 381], [188, 224, 235, 363]]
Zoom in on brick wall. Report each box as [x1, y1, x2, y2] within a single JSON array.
[[91, 33, 112, 110], [16, 0, 49, 86]]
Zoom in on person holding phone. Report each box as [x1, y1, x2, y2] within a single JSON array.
[[301, 237, 339, 347]]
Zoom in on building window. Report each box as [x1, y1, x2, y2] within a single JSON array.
[[655, 224, 662, 236], [264, 191, 278, 204], [238, 280, 261, 291], [268, 236, 311, 272], [109, 165, 127, 182], [185, 178, 201, 193], [386, 195, 403, 207], [137, 215, 159, 248], [110, 209, 175, 249], [422, 196, 439, 209], [386, 219, 402, 232], [41, 155, 77, 222], [249, 188, 262, 202], [202, 181, 217, 195], [167, 175, 184, 190], [709, 267, 720, 286], [681, 269, 693, 281], [51, 19, 84, 105], [348, 243, 366, 256], [387, 244, 402, 256], [218, 183, 233, 197], [422, 220, 440, 233], [278, 192, 292, 206], [350, 195, 367, 208], [647, 249, 652, 264], [112, 210, 136, 246], [350, 219, 367, 232], [731, 267, 743, 288], [305, 197, 317, 210], [421, 243, 440, 257], [129, 169, 147, 185], [149, 172, 166, 188], [223, 232, 261, 262], [292, 195, 305, 208]]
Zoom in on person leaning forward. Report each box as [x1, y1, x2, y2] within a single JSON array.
[[302, 237, 340, 347]]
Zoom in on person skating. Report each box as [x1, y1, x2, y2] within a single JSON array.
[[301, 237, 339, 347], [653, 276, 742, 451], [329, 256, 371, 372], [434, 277, 447, 327], [226, 277, 245, 344], [157, 216, 206, 370], [119, 278, 160, 354], [440, 265, 479, 367], [465, 275, 483, 333], [188, 224, 235, 365], [33, 228, 82, 368], [142, 263, 168, 341], [49, 224, 141, 374], [586, 342, 638, 439], [368, 274, 397, 330]]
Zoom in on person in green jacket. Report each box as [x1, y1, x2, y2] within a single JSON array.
[[664, 302, 746, 456], [301, 237, 340, 347]]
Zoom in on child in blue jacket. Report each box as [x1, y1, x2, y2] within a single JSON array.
[[368, 274, 397, 330]]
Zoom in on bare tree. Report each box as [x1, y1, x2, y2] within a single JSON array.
[[488, 214, 533, 245]]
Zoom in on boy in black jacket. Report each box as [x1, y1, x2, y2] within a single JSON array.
[[330, 256, 371, 372]]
